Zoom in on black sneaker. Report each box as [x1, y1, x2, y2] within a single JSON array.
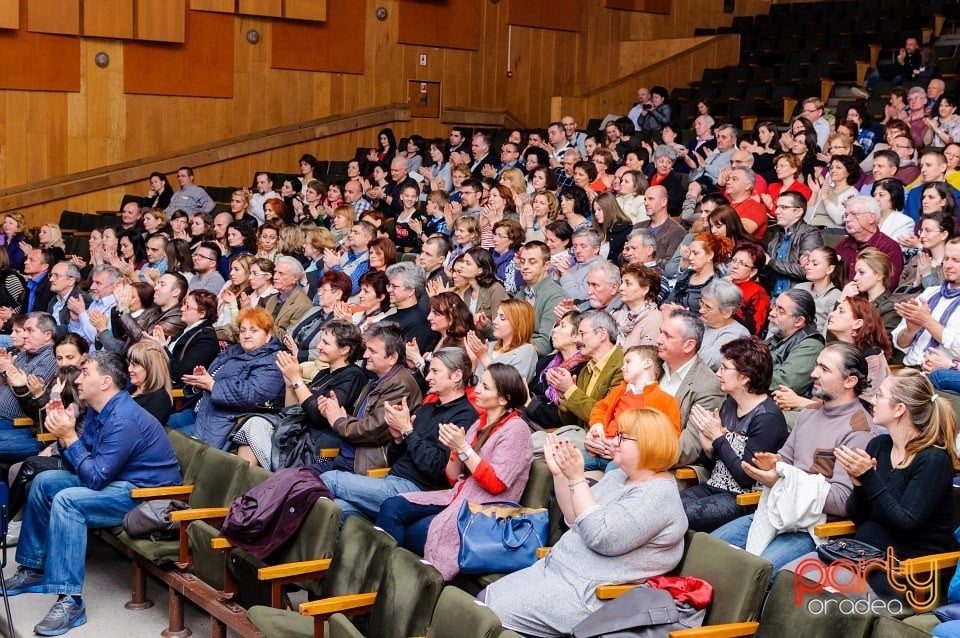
[[3, 565, 44, 595], [34, 597, 87, 636]]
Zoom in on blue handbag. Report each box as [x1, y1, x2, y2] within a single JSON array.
[[456, 500, 548, 575]]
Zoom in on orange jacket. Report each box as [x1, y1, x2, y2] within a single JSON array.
[[588, 381, 681, 437]]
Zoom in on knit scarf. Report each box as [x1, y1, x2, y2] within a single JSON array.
[[912, 282, 960, 349], [542, 351, 590, 405]]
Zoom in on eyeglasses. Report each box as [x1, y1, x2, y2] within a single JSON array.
[[576, 328, 600, 338], [718, 364, 738, 373], [194, 253, 216, 262], [730, 258, 755, 268], [615, 432, 637, 445]]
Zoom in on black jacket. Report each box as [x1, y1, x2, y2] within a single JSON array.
[[169, 323, 220, 387]]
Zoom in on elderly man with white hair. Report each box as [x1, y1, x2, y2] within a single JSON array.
[[264, 255, 312, 340], [833, 196, 904, 290]]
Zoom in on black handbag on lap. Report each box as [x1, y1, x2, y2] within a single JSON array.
[[816, 538, 885, 565]]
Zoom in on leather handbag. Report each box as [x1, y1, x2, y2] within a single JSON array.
[[816, 538, 885, 565], [122, 499, 189, 540], [457, 500, 548, 574]]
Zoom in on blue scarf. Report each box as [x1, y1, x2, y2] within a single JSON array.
[[914, 282, 960, 349]]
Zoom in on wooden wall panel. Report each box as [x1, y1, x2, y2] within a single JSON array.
[[506, 0, 580, 32], [284, 0, 326, 21], [83, 0, 134, 38], [605, 0, 671, 14], [238, 0, 281, 17], [190, 0, 233, 11], [124, 6, 233, 97], [137, 0, 187, 42], [398, 0, 482, 50], [272, 2, 364, 73], [0, 0, 19, 29], [0, 1, 80, 91], [626, 0, 770, 39], [27, 0, 79, 35]]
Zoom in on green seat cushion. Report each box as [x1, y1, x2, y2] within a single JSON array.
[[247, 605, 316, 638], [117, 531, 180, 565]]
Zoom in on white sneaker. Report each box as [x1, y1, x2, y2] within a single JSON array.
[[849, 87, 870, 99], [5, 520, 21, 547]]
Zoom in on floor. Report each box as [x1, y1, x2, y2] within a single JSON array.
[[0, 537, 217, 638]]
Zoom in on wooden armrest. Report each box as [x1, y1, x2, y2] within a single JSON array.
[[319, 448, 339, 459], [172, 388, 184, 398], [536, 547, 551, 559], [596, 584, 638, 600], [210, 537, 233, 550], [900, 551, 960, 574], [674, 468, 698, 481], [13, 417, 34, 427], [814, 521, 856, 537], [37, 433, 56, 442], [668, 622, 760, 638], [299, 592, 377, 616], [259, 559, 333, 581], [735, 492, 761, 506], [366, 467, 390, 478], [169, 507, 227, 522], [131, 485, 194, 499]]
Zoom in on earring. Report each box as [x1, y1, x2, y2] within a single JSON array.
[[851, 329, 857, 339]]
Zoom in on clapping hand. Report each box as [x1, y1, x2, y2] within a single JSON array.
[[893, 297, 932, 331], [552, 298, 577, 321], [544, 367, 576, 394], [741, 451, 781, 487], [26, 373, 45, 398], [923, 347, 953, 374], [276, 350, 303, 385], [691, 404, 724, 441], [543, 433, 586, 481], [45, 402, 79, 443], [474, 311, 490, 331], [317, 390, 347, 424], [182, 365, 214, 392], [405, 339, 423, 369], [67, 294, 86, 318], [384, 397, 415, 441], [834, 445, 876, 485], [464, 330, 488, 361], [5, 365, 27, 387], [322, 248, 341, 270], [88, 309, 109, 333], [438, 422, 467, 453]]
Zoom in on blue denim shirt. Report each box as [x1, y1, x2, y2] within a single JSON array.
[[61, 390, 181, 490]]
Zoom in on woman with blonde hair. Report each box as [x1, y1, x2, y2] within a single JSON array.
[[591, 192, 633, 264], [230, 190, 254, 224], [520, 190, 558, 243], [2, 212, 31, 272], [839, 247, 900, 332], [216, 253, 254, 331], [38, 224, 67, 261], [466, 298, 538, 382], [330, 205, 355, 246], [499, 167, 529, 205], [485, 408, 687, 636], [143, 209, 168, 237], [127, 340, 174, 425]]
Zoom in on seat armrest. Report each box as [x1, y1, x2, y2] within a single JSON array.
[[813, 521, 856, 537], [735, 492, 761, 507], [259, 559, 333, 581], [668, 622, 760, 638], [366, 468, 390, 478], [37, 433, 56, 443], [674, 467, 699, 481], [319, 448, 339, 459], [131, 485, 194, 500], [596, 584, 638, 599], [210, 537, 233, 550], [169, 507, 227, 522], [536, 547, 551, 559], [299, 592, 377, 616], [900, 551, 960, 575], [13, 417, 34, 427]]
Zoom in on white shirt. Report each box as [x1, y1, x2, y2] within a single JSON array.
[[659, 356, 697, 396], [891, 284, 960, 366]]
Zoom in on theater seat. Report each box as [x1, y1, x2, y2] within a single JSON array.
[[423, 586, 502, 638]]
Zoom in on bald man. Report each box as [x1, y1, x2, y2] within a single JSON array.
[[641, 185, 685, 269]]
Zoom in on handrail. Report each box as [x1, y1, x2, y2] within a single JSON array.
[[1, 103, 525, 212]]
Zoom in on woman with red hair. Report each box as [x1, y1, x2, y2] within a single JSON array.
[[665, 232, 734, 313]]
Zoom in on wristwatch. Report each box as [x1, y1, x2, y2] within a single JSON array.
[[401, 429, 413, 441], [291, 382, 302, 390], [457, 447, 473, 462]]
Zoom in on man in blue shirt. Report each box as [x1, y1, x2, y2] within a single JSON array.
[[3, 351, 181, 636]]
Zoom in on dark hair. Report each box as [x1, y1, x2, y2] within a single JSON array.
[[428, 291, 476, 348], [829, 154, 862, 187], [299, 154, 319, 172], [545, 220, 573, 247], [320, 319, 363, 362], [365, 321, 405, 362], [198, 241, 222, 263], [118, 229, 147, 264], [780, 287, 817, 328], [733, 241, 767, 272], [319, 270, 353, 302], [707, 205, 752, 245], [377, 128, 397, 155], [132, 281, 156, 311], [367, 237, 398, 269], [483, 362, 528, 413], [149, 171, 172, 193], [921, 182, 958, 218], [620, 263, 661, 303], [651, 85, 669, 100], [573, 160, 598, 182], [84, 351, 129, 391], [465, 247, 499, 287], [823, 341, 869, 396], [720, 336, 773, 394], [614, 116, 635, 137], [227, 221, 256, 251], [525, 147, 550, 171], [188, 289, 218, 322], [493, 219, 525, 252], [530, 166, 558, 191], [558, 185, 591, 217], [358, 270, 391, 312], [872, 177, 906, 211], [921, 209, 957, 239], [55, 332, 89, 359], [161, 271, 189, 305]]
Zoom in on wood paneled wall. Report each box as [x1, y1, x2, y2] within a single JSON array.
[[0, 0, 784, 224]]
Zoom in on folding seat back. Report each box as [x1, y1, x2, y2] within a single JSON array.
[[426, 586, 502, 638], [318, 517, 398, 598], [167, 429, 207, 484], [327, 547, 444, 638], [676, 531, 773, 625], [754, 571, 875, 638], [186, 446, 249, 509]]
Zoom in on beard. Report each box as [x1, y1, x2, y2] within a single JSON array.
[[810, 386, 834, 402]]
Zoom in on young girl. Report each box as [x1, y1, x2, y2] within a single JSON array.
[[391, 183, 423, 255]]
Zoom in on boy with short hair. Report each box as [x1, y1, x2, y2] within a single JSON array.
[[583, 345, 681, 471]]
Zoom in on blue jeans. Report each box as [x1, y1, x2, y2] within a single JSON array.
[[711, 514, 817, 573], [930, 369, 960, 395], [582, 449, 612, 472], [16, 470, 136, 595], [319, 470, 420, 523], [0, 428, 43, 464], [167, 408, 196, 436], [375, 496, 445, 555]]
